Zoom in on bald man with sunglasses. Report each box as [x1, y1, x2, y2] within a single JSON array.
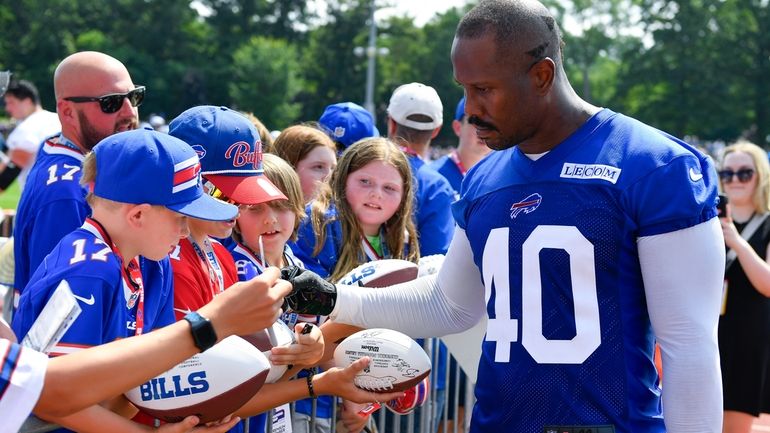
[[13, 51, 143, 302]]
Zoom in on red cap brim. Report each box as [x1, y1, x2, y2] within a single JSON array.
[[206, 174, 288, 205]]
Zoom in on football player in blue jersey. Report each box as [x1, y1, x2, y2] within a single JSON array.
[[280, 1, 725, 432], [13, 51, 142, 303]]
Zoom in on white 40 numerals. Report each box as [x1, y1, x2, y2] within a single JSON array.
[[483, 226, 601, 364]]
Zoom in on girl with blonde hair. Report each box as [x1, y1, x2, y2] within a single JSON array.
[[293, 137, 419, 282]]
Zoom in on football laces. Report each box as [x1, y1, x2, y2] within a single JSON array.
[[355, 376, 395, 391]]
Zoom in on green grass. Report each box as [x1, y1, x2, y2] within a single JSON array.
[[0, 181, 21, 211]]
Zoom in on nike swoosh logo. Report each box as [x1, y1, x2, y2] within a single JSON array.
[[689, 168, 704, 182], [174, 308, 193, 315], [72, 293, 95, 306]]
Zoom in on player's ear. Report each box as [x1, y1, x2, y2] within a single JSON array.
[[529, 57, 555, 95], [125, 203, 152, 228]]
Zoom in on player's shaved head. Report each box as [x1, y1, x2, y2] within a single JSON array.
[[456, 0, 563, 67], [54, 51, 132, 100]]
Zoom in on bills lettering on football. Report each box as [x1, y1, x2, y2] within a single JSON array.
[[125, 335, 270, 423], [337, 259, 418, 287]]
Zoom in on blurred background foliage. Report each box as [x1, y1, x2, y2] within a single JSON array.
[[0, 0, 768, 147]]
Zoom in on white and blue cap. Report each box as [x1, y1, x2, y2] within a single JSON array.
[[169, 106, 287, 205], [387, 82, 443, 130], [92, 128, 239, 221]]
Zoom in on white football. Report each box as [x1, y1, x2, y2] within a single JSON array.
[[240, 320, 297, 383], [125, 335, 270, 423], [337, 259, 418, 287], [333, 328, 431, 392]]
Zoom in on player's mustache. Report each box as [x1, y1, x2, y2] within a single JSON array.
[[468, 115, 497, 131]]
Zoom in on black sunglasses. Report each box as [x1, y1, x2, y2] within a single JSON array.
[[718, 168, 755, 184], [64, 86, 145, 114]]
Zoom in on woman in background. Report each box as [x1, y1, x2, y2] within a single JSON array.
[[718, 140, 770, 433]]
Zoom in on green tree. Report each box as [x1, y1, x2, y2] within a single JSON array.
[[299, 0, 371, 122], [199, 0, 313, 45], [0, 0, 207, 118], [616, 0, 769, 145], [229, 36, 303, 129], [377, 7, 467, 146]]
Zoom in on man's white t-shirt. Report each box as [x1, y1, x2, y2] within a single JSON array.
[[6, 110, 61, 189]]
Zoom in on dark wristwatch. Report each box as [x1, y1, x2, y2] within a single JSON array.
[[183, 312, 218, 352]]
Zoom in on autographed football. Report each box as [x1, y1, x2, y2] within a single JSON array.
[[240, 320, 297, 383], [333, 328, 431, 393], [125, 335, 270, 423], [337, 259, 418, 287]]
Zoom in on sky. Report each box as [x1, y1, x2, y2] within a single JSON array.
[[378, 0, 470, 26]]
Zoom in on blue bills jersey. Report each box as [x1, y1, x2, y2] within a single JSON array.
[[14, 137, 90, 295], [430, 154, 463, 201], [409, 155, 455, 256], [12, 222, 175, 356], [292, 204, 343, 279], [452, 109, 718, 433]]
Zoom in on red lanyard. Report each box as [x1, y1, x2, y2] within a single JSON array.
[[448, 151, 467, 176], [399, 146, 421, 159], [361, 236, 383, 261], [189, 238, 225, 297], [84, 218, 145, 336]]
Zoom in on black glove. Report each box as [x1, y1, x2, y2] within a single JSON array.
[[280, 266, 337, 316]]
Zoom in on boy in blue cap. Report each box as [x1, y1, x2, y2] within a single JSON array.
[[12, 128, 239, 431]]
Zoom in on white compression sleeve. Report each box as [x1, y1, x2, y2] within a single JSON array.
[[329, 226, 486, 337], [638, 218, 724, 433]]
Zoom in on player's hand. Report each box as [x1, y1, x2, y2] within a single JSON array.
[[314, 356, 404, 404], [155, 415, 240, 433], [270, 323, 324, 368], [280, 266, 337, 315], [338, 400, 372, 433], [200, 267, 292, 338]]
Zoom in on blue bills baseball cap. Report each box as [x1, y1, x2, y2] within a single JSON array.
[[318, 102, 380, 149], [455, 97, 466, 121], [169, 106, 287, 205], [92, 128, 238, 221]]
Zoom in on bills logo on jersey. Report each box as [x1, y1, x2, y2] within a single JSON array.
[[191, 144, 206, 159], [510, 193, 542, 219], [224, 141, 262, 169], [172, 156, 202, 194]]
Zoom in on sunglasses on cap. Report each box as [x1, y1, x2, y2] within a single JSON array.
[[718, 168, 755, 184], [203, 180, 239, 205], [64, 86, 145, 114]]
